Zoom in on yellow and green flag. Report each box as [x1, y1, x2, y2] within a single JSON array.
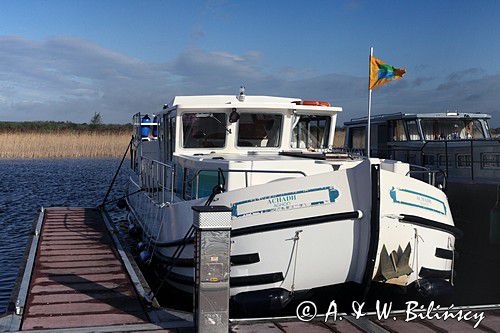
[[369, 57, 406, 90]]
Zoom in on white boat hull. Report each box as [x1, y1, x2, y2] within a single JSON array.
[[126, 159, 458, 309]]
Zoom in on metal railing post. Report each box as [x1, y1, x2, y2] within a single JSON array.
[[192, 206, 232, 333], [170, 165, 175, 203], [470, 139, 474, 181], [444, 140, 449, 177]]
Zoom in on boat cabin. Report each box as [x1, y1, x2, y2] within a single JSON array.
[[344, 112, 499, 183], [157, 95, 340, 158], [131, 94, 352, 204]]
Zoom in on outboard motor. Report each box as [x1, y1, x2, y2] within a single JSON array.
[[141, 114, 151, 138]]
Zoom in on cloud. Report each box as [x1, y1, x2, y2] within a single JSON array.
[[0, 36, 499, 127], [0, 36, 169, 123]]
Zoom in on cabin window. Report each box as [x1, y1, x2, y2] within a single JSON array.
[[481, 153, 500, 169], [174, 165, 184, 197], [456, 154, 472, 168], [237, 113, 282, 148], [291, 115, 331, 149], [406, 120, 421, 140], [421, 119, 485, 140], [182, 169, 227, 200], [349, 127, 366, 149], [182, 113, 227, 148], [388, 120, 407, 141]]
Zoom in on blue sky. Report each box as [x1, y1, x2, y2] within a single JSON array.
[[1, 0, 500, 125]]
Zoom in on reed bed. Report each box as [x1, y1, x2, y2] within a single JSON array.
[[333, 128, 345, 147], [0, 128, 346, 159], [0, 132, 132, 159]]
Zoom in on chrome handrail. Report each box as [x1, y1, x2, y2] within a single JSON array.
[[139, 156, 175, 206]]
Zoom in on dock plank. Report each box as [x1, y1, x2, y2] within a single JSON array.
[[231, 323, 283, 332], [21, 207, 149, 330], [276, 321, 334, 332], [22, 313, 146, 330]]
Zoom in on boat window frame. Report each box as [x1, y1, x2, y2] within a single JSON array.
[[235, 111, 284, 149], [420, 118, 486, 141], [388, 119, 408, 142], [481, 119, 492, 139], [456, 153, 472, 168], [481, 152, 500, 169], [180, 111, 229, 150], [405, 119, 422, 141], [160, 112, 176, 162], [290, 113, 332, 149], [348, 125, 367, 150]]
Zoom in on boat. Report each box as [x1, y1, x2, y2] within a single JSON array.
[[125, 90, 459, 315], [344, 112, 500, 248], [344, 111, 500, 304]]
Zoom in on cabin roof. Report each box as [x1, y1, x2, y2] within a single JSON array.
[[162, 95, 342, 113], [345, 112, 491, 125]]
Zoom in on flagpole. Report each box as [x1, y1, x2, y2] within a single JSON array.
[[367, 47, 373, 158]]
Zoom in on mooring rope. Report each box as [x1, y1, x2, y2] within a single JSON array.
[[148, 225, 196, 298], [100, 136, 133, 208]]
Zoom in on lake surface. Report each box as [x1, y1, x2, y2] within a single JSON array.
[[0, 158, 128, 313]]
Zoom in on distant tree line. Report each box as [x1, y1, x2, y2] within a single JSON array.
[[0, 121, 132, 134]]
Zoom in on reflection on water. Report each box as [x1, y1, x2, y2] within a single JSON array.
[[446, 182, 500, 305], [0, 158, 128, 313]]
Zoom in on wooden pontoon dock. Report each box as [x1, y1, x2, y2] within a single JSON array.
[[0, 207, 191, 332]]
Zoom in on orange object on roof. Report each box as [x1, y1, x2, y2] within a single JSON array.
[[292, 100, 331, 107]]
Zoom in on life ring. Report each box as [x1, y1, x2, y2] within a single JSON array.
[[292, 100, 331, 107]]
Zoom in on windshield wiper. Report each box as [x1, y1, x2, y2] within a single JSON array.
[[209, 114, 232, 134]]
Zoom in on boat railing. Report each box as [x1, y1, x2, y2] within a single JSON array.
[[417, 138, 500, 182], [183, 168, 307, 199], [406, 165, 447, 188], [139, 156, 175, 206], [365, 138, 499, 183]]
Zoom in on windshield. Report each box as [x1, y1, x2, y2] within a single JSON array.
[[237, 113, 282, 147], [291, 115, 331, 149], [388, 120, 406, 141], [406, 120, 421, 140], [182, 113, 227, 148], [421, 119, 485, 140]]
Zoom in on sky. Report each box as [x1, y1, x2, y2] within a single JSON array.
[[1, 0, 500, 126]]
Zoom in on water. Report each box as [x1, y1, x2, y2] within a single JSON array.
[[0, 158, 129, 313]]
